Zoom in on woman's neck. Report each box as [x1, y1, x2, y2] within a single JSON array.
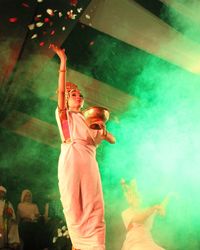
[[69, 107, 81, 112]]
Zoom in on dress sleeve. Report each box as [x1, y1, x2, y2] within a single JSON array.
[[55, 107, 71, 142]]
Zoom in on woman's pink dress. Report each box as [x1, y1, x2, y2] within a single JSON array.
[[56, 108, 105, 250]]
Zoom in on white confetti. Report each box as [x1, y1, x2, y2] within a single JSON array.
[[58, 232, 62, 237], [31, 34, 38, 39], [37, 0, 43, 2], [85, 14, 91, 19], [62, 26, 66, 31], [28, 23, 35, 30], [58, 12, 63, 17], [46, 8, 54, 16], [63, 230, 69, 236], [36, 22, 44, 27], [52, 237, 57, 243], [77, 8, 83, 13]]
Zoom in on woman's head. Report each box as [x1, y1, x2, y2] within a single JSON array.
[[21, 189, 32, 203], [65, 82, 84, 111]]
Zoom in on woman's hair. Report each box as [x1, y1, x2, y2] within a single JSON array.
[[21, 189, 32, 203]]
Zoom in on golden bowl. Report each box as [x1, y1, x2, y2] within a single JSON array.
[[82, 106, 110, 130]]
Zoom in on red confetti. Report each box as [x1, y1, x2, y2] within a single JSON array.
[[70, 0, 78, 6], [35, 16, 40, 21], [9, 17, 18, 23], [50, 30, 55, 36], [22, 3, 29, 8], [44, 18, 50, 23], [40, 42, 45, 46]]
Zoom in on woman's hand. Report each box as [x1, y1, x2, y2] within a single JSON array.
[[98, 122, 107, 139], [49, 44, 67, 62]]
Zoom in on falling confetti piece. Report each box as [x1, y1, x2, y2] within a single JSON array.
[[31, 34, 37, 39], [63, 231, 69, 236], [36, 14, 42, 18], [28, 23, 35, 30], [36, 22, 44, 27], [70, 0, 78, 6], [89, 41, 94, 46], [62, 26, 66, 31], [50, 30, 55, 35], [9, 17, 18, 23], [85, 14, 90, 19], [44, 17, 50, 23], [22, 3, 30, 8], [39, 41, 45, 46], [37, 0, 43, 2], [67, 10, 77, 19], [58, 12, 63, 17], [77, 8, 83, 13], [35, 17, 40, 21], [47, 9, 54, 16]]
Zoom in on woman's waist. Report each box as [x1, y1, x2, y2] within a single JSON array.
[[61, 138, 96, 147]]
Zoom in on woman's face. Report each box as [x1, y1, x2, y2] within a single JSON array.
[[24, 192, 32, 202], [68, 90, 84, 110]]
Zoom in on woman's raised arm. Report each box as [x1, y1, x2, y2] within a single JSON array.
[[50, 44, 67, 115]]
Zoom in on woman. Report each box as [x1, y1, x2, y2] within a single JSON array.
[[50, 44, 116, 250], [121, 179, 169, 250], [17, 189, 40, 250]]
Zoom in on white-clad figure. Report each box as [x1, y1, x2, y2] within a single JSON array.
[[0, 185, 20, 248], [121, 179, 170, 250], [50, 44, 116, 250]]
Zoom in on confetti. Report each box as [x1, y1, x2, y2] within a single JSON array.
[[89, 41, 94, 46], [70, 0, 78, 6], [77, 8, 83, 13], [36, 22, 44, 27], [28, 23, 35, 30], [22, 3, 30, 8], [9, 17, 18, 23], [31, 34, 37, 39], [50, 30, 55, 35], [39, 41, 45, 46], [44, 17, 50, 23], [67, 10, 77, 19], [36, 14, 42, 18], [85, 14, 90, 19], [37, 0, 43, 2], [35, 16, 40, 21], [46, 9, 54, 16], [58, 12, 63, 18], [63, 230, 69, 236], [62, 26, 66, 31]]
